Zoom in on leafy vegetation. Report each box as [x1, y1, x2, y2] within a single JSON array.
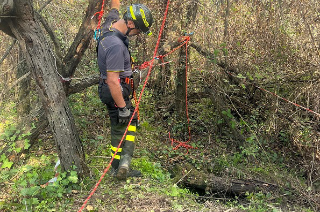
[[1, 0, 320, 211], [0, 84, 317, 211]]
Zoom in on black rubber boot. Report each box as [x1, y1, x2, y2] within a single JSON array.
[[127, 169, 142, 177], [116, 154, 142, 180], [108, 167, 117, 177], [116, 154, 131, 180], [116, 168, 142, 180], [116, 167, 128, 180]]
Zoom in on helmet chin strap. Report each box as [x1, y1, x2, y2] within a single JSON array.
[[125, 27, 133, 36], [124, 18, 138, 36], [124, 18, 133, 36]]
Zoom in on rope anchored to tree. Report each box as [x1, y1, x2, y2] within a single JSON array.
[[92, 0, 106, 40]]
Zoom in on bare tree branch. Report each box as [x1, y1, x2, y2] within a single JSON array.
[[0, 0, 14, 36], [38, 0, 53, 13], [67, 74, 99, 95], [0, 71, 30, 100], [35, 11, 63, 63], [189, 42, 238, 73], [0, 38, 16, 65], [63, 0, 103, 78], [0, 19, 14, 37]]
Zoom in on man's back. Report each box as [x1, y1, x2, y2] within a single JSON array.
[[98, 8, 132, 79]]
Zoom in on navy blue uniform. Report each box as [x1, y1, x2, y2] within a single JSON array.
[[98, 8, 137, 170]]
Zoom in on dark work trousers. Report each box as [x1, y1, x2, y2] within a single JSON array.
[[98, 79, 137, 170]]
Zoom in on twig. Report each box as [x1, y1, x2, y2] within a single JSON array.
[[0, 39, 17, 65], [0, 58, 26, 77], [0, 71, 30, 100], [174, 168, 193, 186], [90, 155, 110, 159], [35, 11, 62, 61], [38, 0, 54, 13], [0, 16, 16, 18]]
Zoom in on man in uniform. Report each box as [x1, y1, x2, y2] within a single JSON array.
[[97, 0, 153, 180]]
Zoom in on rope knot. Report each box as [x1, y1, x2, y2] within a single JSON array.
[[178, 36, 190, 43], [157, 55, 165, 60], [139, 60, 153, 70]]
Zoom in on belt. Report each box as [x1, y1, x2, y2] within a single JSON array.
[[102, 77, 132, 85], [119, 77, 132, 85]]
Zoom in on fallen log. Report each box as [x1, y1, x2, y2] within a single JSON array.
[[170, 163, 278, 196]]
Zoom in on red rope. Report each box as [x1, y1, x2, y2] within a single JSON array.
[[139, 60, 153, 70], [134, 36, 194, 152], [137, 36, 190, 70], [133, 90, 140, 121], [216, 69, 320, 118], [135, 60, 174, 70], [93, 0, 106, 30], [201, 68, 320, 118], [135, 36, 194, 152], [256, 86, 320, 117], [77, 1, 171, 211]]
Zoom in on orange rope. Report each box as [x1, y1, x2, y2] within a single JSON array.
[[168, 36, 195, 153], [133, 90, 140, 121], [93, 0, 106, 30], [92, 0, 106, 40], [137, 36, 190, 70], [136, 36, 195, 153]]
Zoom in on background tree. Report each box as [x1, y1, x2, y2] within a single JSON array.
[[0, 0, 105, 176]]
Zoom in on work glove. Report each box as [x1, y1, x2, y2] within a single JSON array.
[[118, 106, 131, 124]]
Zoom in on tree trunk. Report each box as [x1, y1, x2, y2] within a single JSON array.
[[174, 0, 197, 138], [175, 45, 187, 117], [151, 0, 171, 96], [0, 0, 13, 16], [3, 0, 88, 177], [175, 0, 198, 116], [62, 0, 100, 79], [0, 0, 14, 36]]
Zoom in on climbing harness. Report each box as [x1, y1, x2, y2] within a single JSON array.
[[96, 30, 129, 56], [96, 31, 139, 120]]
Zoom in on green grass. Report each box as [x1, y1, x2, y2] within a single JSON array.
[[0, 85, 317, 211]]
